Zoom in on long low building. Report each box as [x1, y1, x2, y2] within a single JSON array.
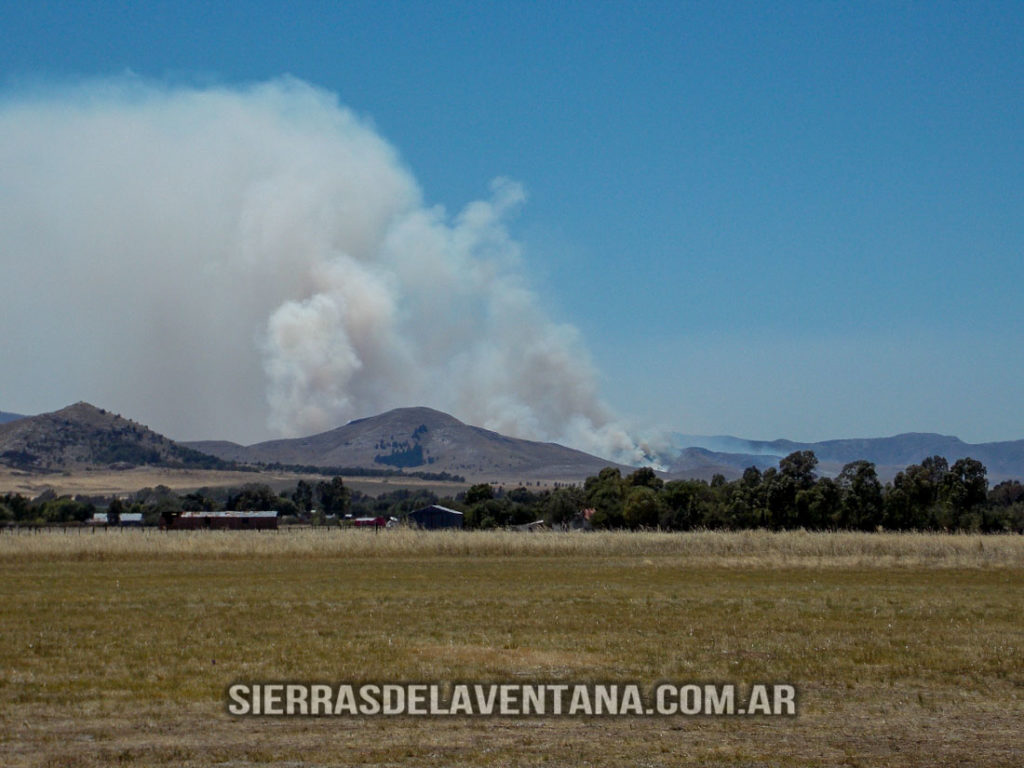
[[90, 512, 145, 526], [408, 505, 464, 530], [172, 511, 278, 530]]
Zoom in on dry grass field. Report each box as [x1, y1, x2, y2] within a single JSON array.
[[0, 467, 470, 498], [1, 529, 1021, 767]]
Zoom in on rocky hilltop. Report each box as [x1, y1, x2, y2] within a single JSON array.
[[185, 406, 628, 482], [0, 402, 230, 472]]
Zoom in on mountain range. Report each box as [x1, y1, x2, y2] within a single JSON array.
[[668, 432, 1024, 483], [2, 402, 1023, 484], [183, 406, 630, 483], [0, 402, 629, 483]]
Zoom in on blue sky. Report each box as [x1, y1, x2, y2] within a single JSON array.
[[2, 1, 1022, 443]]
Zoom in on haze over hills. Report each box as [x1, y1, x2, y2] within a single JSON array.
[[0, 402, 630, 483], [669, 432, 1024, 483], [0, 411, 25, 425], [0, 402, 232, 472], [666, 447, 780, 481], [3, 401, 1024, 485], [185, 406, 632, 483]]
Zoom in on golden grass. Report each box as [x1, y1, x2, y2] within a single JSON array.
[[2, 527, 1022, 568], [0, 467, 318, 497], [0, 467, 470, 497], [1, 531, 1021, 767]]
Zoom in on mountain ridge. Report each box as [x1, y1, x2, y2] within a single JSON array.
[[3, 401, 1023, 484], [0, 411, 25, 425], [0, 402, 232, 472], [185, 406, 632, 482], [669, 431, 1024, 482]]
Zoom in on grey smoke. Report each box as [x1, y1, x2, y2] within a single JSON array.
[[0, 76, 653, 464]]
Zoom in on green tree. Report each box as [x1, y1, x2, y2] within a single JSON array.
[[227, 483, 280, 511], [2, 493, 31, 522], [181, 490, 218, 512], [465, 497, 512, 529], [276, 496, 299, 518], [316, 476, 351, 517], [106, 497, 125, 525], [754, 468, 779, 527], [39, 497, 94, 524], [763, 471, 797, 529], [543, 486, 584, 526], [986, 479, 1024, 530], [804, 477, 840, 529], [626, 467, 664, 491], [723, 468, 763, 529], [771, 451, 819, 528], [837, 460, 883, 530], [584, 468, 625, 529], [888, 456, 948, 529], [464, 484, 495, 505], [940, 457, 988, 528], [292, 480, 315, 513], [661, 479, 709, 530], [136, 486, 182, 525], [623, 486, 664, 529], [779, 451, 818, 490]]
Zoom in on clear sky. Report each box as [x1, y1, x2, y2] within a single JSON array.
[[2, 1, 1021, 445]]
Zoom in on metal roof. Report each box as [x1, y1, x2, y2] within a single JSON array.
[[417, 505, 464, 517]]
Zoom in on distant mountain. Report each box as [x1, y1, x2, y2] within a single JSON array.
[[0, 402, 232, 472], [11, 400, 1020, 485], [669, 432, 1024, 482], [667, 447, 780, 481], [185, 406, 629, 483], [0, 411, 26, 425]]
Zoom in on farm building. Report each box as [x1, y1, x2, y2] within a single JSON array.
[[90, 511, 145, 526], [172, 511, 278, 530], [512, 520, 548, 532], [408, 505, 464, 530], [352, 516, 398, 528]]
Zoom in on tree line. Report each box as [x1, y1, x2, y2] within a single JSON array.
[[2, 451, 1023, 532], [564, 453, 1021, 532], [453, 452, 1021, 532]]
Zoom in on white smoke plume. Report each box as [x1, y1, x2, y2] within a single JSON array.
[[0, 76, 653, 464]]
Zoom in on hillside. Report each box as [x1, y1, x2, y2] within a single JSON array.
[[0, 411, 25, 425], [668, 447, 779, 481], [186, 406, 629, 483], [669, 432, 1024, 482], [10, 401, 1021, 484], [0, 402, 231, 472]]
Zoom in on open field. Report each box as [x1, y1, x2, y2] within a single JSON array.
[[0, 467, 471, 498], [1, 530, 1022, 767]]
